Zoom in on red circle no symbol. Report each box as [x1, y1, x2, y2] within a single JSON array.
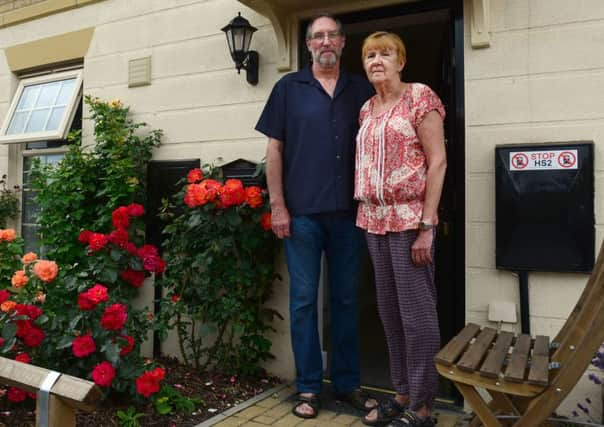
[[557, 151, 576, 168], [511, 153, 528, 170]]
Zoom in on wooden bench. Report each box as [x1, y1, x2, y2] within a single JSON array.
[[0, 356, 103, 427], [435, 241, 604, 427]]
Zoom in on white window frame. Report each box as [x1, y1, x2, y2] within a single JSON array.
[[0, 69, 83, 144]]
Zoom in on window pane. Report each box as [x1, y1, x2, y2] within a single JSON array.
[[22, 191, 39, 223], [46, 107, 65, 131], [25, 108, 51, 132], [17, 85, 40, 110], [7, 111, 28, 134], [37, 81, 61, 107], [56, 79, 76, 105], [21, 224, 39, 254]]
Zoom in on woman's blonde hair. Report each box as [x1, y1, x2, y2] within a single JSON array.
[[361, 31, 407, 62]]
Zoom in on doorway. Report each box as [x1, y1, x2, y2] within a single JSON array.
[[300, 0, 466, 402]]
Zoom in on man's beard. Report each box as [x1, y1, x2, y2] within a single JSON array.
[[311, 48, 341, 67]]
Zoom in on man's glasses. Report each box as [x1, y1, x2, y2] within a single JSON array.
[[310, 31, 341, 41]]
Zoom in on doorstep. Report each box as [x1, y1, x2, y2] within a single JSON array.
[[197, 383, 470, 427]]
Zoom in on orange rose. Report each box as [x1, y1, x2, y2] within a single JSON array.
[[220, 179, 246, 208], [11, 270, 28, 289], [245, 186, 263, 208], [0, 229, 16, 242], [33, 260, 59, 283], [1, 301, 16, 312], [260, 212, 272, 231], [21, 252, 37, 264]]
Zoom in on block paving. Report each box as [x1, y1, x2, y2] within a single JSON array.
[[208, 384, 469, 426]]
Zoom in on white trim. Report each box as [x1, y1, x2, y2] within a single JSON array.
[[0, 69, 83, 144]]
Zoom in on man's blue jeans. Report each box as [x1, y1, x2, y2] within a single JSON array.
[[284, 214, 362, 395]]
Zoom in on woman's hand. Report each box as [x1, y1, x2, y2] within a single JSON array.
[[411, 230, 434, 266]]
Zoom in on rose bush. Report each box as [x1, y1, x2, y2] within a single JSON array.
[[0, 208, 168, 403], [156, 165, 279, 374]]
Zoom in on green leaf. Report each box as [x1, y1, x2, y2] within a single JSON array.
[[69, 314, 83, 331], [104, 342, 121, 364], [35, 314, 49, 326], [1, 322, 16, 341], [56, 336, 73, 350]]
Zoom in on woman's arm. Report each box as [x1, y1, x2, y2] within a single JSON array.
[[411, 110, 447, 266]]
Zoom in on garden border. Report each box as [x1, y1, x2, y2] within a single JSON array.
[[194, 382, 292, 427]]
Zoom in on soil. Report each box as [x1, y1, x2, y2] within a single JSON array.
[[0, 356, 282, 427]]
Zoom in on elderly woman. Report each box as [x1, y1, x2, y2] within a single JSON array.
[[354, 32, 446, 427]]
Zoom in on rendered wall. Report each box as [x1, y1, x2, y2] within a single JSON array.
[[465, 0, 604, 418]]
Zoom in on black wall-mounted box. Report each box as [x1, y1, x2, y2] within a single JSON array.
[[495, 142, 594, 273]]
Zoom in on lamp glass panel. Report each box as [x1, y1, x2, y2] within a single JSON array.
[[232, 27, 246, 52]]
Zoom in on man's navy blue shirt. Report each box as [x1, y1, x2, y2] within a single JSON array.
[[255, 66, 374, 217]]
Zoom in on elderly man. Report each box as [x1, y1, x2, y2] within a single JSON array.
[[255, 13, 375, 419]]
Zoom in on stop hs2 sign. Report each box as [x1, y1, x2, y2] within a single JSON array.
[[509, 149, 578, 171]]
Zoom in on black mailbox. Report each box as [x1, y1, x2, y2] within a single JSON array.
[[495, 142, 594, 273], [220, 158, 265, 188]]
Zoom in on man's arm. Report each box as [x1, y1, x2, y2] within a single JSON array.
[[266, 137, 291, 239]]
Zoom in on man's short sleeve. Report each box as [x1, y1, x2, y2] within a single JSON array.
[[255, 79, 286, 141]]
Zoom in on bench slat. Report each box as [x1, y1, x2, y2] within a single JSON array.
[[458, 327, 498, 372], [479, 330, 514, 378], [528, 335, 550, 386], [533, 335, 549, 356], [504, 334, 531, 382], [435, 323, 481, 366]]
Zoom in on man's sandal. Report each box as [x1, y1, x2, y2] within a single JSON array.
[[336, 389, 378, 412], [292, 393, 320, 419], [362, 397, 407, 426], [387, 410, 436, 427]]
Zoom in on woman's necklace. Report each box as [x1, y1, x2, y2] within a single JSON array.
[[373, 82, 407, 116]]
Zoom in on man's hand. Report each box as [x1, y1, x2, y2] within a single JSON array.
[[411, 230, 434, 266], [271, 204, 291, 239]]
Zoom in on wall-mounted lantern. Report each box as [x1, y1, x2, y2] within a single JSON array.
[[221, 12, 259, 85]]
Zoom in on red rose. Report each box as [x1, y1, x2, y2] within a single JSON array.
[[171, 294, 180, 303], [87, 284, 109, 304], [91, 361, 116, 387], [77, 292, 96, 311], [100, 304, 127, 330], [15, 353, 30, 364], [118, 335, 135, 356], [22, 326, 45, 347], [260, 212, 272, 231], [135, 367, 165, 397], [137, 244, 158, 259], [127, 203, 144, 217], [78, 230, 92, 244], [72, 334, 96, 358], [187, 168, 203, 183], [125, 242, 138, 255], [111, 206, 130, 229], [0, 289, 9, 304], [245, 186, 263, 208], [142, 254, 163, 274], [15, 304, 42, 321], [109, 228, 129, 247], [121, 269, 145, 287], [89, 233, 109, 251], [7, 387, 27, 402], [220, 179, 246, 207], [16, 319, 32, 338]]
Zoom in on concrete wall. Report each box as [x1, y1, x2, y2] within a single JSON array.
[[465, 0, 604, 419], [0, 0, 295, 380]]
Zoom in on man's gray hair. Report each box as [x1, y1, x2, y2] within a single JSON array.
[[305, 13, 344, 40]]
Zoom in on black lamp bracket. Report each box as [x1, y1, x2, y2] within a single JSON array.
[[242, 51, 259, 85]]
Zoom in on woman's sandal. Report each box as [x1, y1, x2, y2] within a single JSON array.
[[336, 389, 378, 412], [291, 393, 320, 419], [362, 397, 407, 426], [387, 410, 436, 427]]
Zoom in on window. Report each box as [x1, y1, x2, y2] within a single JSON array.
[[0, 69, 83, 144]]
